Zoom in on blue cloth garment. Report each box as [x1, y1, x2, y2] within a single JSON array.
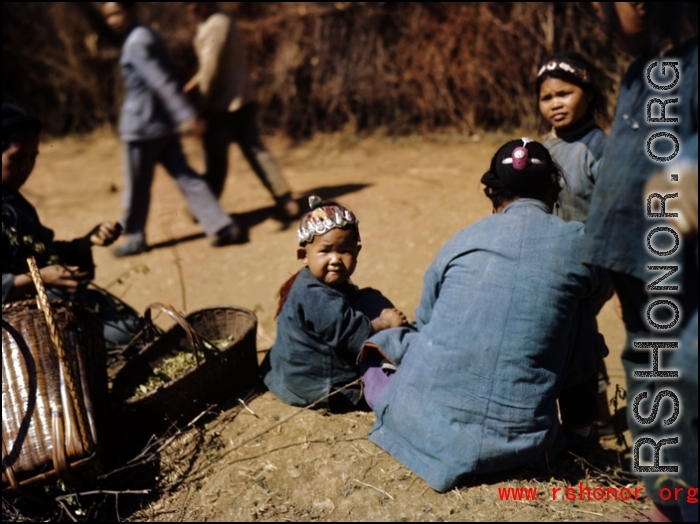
[[581, 38, 697, 282], [261, 267, 373, 409], [544, 123, 606, 223], [118, 24, 194, 142], [581, 38, 698, 510], [366, 199, 611, 492]]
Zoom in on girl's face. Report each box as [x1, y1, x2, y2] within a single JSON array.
[[2, 134, 39, 192], [298, 228, 360, 287], [539, 77, 591, 132]]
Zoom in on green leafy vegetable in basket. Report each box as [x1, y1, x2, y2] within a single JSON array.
[[128, 351, 197, 399], [126, 334, 235, 399], [204, 333, 235, 350]]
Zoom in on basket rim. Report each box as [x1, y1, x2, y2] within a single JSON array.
[[2, 297, 79, 312], [184, 304, 259, 322]]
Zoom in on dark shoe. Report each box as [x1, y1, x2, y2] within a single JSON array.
[[112, 239, 147, 258], [275, 194, 301, 220], [211, 223, 244, 247], [564, 425, 600, 456]]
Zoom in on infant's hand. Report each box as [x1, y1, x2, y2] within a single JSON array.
[[379, 308, 408, 328], [89, 222, 122, 247]]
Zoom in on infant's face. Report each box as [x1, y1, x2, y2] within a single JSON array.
[[302, 228, 360, 287]]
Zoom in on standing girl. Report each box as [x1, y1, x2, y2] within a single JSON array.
[[537, 51, 608, 223], [537, 52, 613, 432]]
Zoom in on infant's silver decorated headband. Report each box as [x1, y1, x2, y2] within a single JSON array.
[[297, 195, 359, 245]]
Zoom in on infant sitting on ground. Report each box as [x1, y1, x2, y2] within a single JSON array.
[[261, 196, 407, 411]]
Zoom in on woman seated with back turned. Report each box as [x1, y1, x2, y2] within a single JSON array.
[[361, 138, 611, 492]]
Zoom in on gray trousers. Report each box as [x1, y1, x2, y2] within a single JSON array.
[[202, 103, 291, 199], [121, 135, 233, 241]]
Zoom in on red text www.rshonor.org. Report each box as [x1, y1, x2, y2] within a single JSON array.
[[497, 484, 699, 503]]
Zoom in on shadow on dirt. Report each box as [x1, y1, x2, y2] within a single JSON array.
[[146, 183, 371, 251], [2, 383, 266, 522]]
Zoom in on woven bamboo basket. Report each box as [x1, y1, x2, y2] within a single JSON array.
[[111, 303, 258, 430], [2, 258, 108, 491]]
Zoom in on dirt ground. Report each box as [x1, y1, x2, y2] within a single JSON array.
[[20, 129, 649, 522]]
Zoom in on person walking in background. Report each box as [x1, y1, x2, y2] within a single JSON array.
[[102, 2, 242, 257], [183, 2, 300, 219]]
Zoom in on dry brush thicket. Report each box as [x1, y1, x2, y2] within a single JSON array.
[[2, 2, 628, 138]]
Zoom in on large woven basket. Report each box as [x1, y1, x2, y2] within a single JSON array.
[[2, 258, 108, 491], [111, 303, 258, 430]]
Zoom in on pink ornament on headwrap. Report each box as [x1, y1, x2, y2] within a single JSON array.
[[511, 147, 529, 170], [500, 137, 543, 171]]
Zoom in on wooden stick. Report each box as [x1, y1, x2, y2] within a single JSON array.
[[352, 478, 395, 500], [238, 398, 259, 418], [27, 257, 90, 450], [55, 489, 150, 501]]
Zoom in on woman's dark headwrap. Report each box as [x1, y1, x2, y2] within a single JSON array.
[[481, 138, 559, 197], [2, 103, 41, 149]]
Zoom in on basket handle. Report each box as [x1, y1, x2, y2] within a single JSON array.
[[2, 437, 20, 490], [26, 257, 91, 481], [144, 303, 209, 365]]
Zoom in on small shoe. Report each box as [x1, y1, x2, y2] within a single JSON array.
[[112, 239, 147, 258], [211, 223, 245, 247]]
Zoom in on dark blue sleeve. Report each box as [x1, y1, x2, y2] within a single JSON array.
[[2, 273, 15, 302]]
